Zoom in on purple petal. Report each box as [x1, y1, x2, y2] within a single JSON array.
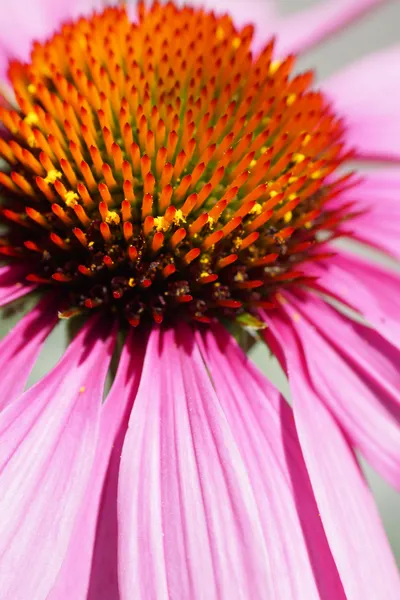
[[118, 324, 344, 599], [0, 315, 115, 598], [305, 249, 400, 350], [322, 45, 400, 161], [0, 295, 57, 410], [263, 310, 400, 599], [267, 292, 400, 490]]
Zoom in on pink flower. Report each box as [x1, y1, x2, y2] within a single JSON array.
[[0, 0, 399, 598]]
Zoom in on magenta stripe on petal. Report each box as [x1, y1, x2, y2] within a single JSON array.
[[304, 249, 400, 350], [48, 330, 145, 600], [198, 324, 346, 599], [85, 331, 146, 600], [269, 291, 400, 490], [0, 263, 35, 306], [263, 311, 400, 599], [0, 315, 115, 598], [118, 324, 345, 599], [322, 44, 400, 161], [0, 295, 58, 411]]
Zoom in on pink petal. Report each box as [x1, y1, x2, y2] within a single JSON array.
[[48, 330, 145, 600], [263, 312, 400, 599], [322, 45, 400, 161], [0, 315, 115, 598], [118, 324, 344, 599], [305, 249, 400, 350], [330, 169, 400, 260], [274, 0, 387, 57], [0, 0, 105, 81], [198, 324, 346, 599], [0, 295, 57, 411], [268, 292, 400, 490], [0, 263, 35, 306]]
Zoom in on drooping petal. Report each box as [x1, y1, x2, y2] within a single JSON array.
[[263, 311, 400, 599], [322, 45, 400, 161], [0, 295, 58, 410], [0, 263, 35, 306], [266, 292, 400, 490], [330, 169, 400, 261], [118, 324, 345, 600], [274, 0, 387, 57], [48, 331, 145, 600], [0, 315, 115, 599], [197, 324, 346, 599], [305, 249, 400, 349]]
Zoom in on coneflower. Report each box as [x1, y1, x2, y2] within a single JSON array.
[[0, 1, 399, 598]]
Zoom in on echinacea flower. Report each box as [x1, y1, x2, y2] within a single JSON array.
[[0, 0, 399, 597]]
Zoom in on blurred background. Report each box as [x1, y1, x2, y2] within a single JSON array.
[[0, 0, 399, 566]]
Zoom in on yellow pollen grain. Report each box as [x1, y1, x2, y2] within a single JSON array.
[[128, 277, 136, 287], [200, 255, 210, 265], [288, 193, 297, 201], [234, 271, 245, 282], [260, 146, 267, 155], [79, 386, 86, 393], [27, 83, 36, 94], [284, 211, 293, 223], [105, 211, 120, 225], [269, 60, 281, 75], [64, 191, 79, 207], [249, 159, 257, 169], [293, 153, 305, 163], [207, 216, 215, 229], [173, 209, 186, 225], [232, 36, 241, 49], [216, 26, 225, 40], [154, 216, 167, 231], [302, 134, 312, 146], [24, 112, 38, 126], [200, 271, 210, 278], [292, 312, 301, 322], [250, 203, 262, 215], [288, 176, 298, 184], [286, 94, 297, 107], [45, 169, 62, 184], [311, 170, 322, 180], [233, 237, 242, 249], [269, 190, 278, 198], [27, 135, 36, 148], [305, 221, 312, 229]]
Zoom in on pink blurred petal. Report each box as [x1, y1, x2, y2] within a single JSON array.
[[305, 249, 400, 349], [0, 0, 105, 81], [0, 295, 57, 411], [330, 169, 400, 260], [268, 292, 400, 489], [198, 324, 346, 599], [264, 312, 400, 599], [0, 315, 115, 598], [274, 0, 387, 57], [118, 324, 344, 599], [0, 263, 35, 306], [323, 45, 400, 161], [48, 330, 145, 600]]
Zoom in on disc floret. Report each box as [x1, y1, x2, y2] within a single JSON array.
[[0, 2, 351, 326]]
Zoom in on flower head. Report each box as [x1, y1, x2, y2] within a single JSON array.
[[0, 1, 400, 599]]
